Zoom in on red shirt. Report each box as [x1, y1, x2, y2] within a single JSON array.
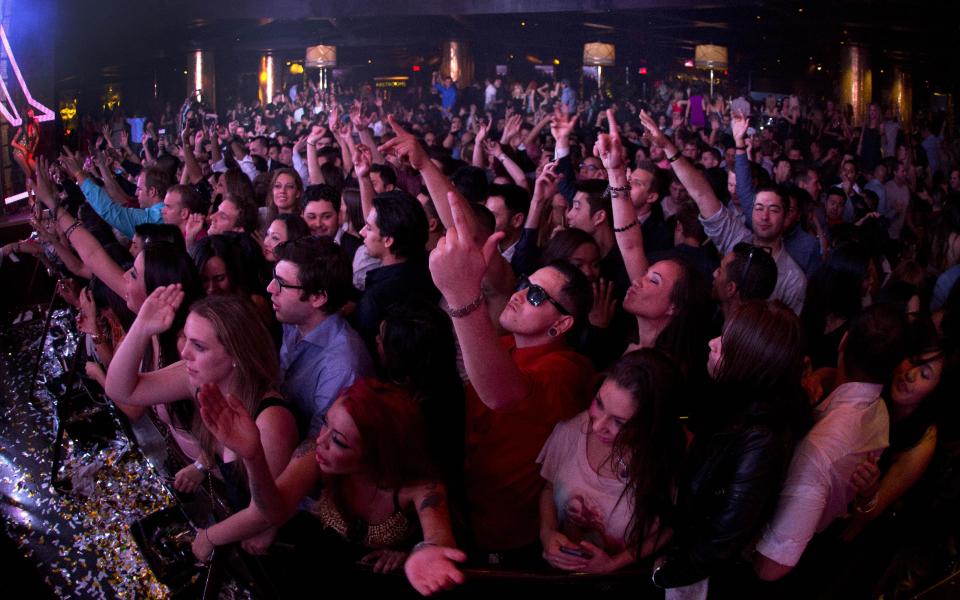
[[464, 336, 596, 551]]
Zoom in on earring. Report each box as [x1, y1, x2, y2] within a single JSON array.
[[548, 327, 558, 338], [232, 361, 237, 368]]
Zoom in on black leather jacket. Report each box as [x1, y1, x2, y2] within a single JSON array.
[[652, 422, 794, 588]]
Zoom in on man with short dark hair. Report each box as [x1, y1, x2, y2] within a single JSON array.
[[484, 183, 530, 264], [353, 190, 437, 348], [641, 110, 806, 314], [208, 195, 259, 235], [429, 191, 595, 561], [77, 165, 170, 239], [755, 304, 908, 581], [161, 184, 208, 241], [270, 237, 373, 437], [711, 242, 779, 321]]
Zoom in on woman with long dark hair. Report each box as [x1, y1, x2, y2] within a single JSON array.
[[538, 349, 686, 572], [652, 300, 810, 596]]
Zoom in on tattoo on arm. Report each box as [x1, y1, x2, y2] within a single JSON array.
[[293, 439, 316, 458], [418, 489, 446, 512]]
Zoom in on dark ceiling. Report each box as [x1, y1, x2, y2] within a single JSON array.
[[53, 0, 959, 91]]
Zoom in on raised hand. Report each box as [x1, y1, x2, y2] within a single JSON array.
[[59, 146, 85, 181], [119, 129, 130, 148], [482, 139, 503, 158], [429, 191, 503, 307], [184, 213, 205, 242], [474, 119, 489, 143], [731, 110, 749, 144], [134, 284, 185, 337], [638, 110, 670, 148], [378, 115, 430, 171], [354, 144, 373, 178], [194, 130, 206, 147], [33, 156, 59, 210], [500, 113, 523, 144], [327, 105, 341, 131], [306, 124, 325, 146], [533, 161, 560, 200], [593, 109, 626, 172], [404, 545, 467, 596], [588, 278, 617, 328], [197, 382, 262, 460], [550, 107, 578, 142]]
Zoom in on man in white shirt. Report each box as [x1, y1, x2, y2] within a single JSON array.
[[754, 304, 908, 580]]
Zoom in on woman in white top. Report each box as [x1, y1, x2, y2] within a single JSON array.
[[538, 349, 686, 572]]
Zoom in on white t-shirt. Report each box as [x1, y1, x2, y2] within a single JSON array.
[[538, 411, 633, 553], [485, 83, 497, 109]]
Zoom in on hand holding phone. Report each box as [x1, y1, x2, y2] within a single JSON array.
[[559, 545, 593, 559]]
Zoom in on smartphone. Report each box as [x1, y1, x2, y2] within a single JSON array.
[[559, 545, 593, 558], [159, 128, 167, 135]]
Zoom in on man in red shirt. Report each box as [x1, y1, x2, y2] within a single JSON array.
[[430, 191, 596, 564]]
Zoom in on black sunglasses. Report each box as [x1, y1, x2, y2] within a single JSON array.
[[516, 277, 570, 315]]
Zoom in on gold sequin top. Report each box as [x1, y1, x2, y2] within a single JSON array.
[[310, 488, 416, 549]]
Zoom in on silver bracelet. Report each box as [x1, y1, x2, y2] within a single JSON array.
[[411, 540, 438, 554], [192, 459, 207, 474]]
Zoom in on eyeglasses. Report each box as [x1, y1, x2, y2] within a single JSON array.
[[272, 269, 305, 291], [578, 162, 602, 172], [515, 276, 570, 315]]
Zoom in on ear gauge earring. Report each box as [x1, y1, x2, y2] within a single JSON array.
[[548, 327, 558, 338]]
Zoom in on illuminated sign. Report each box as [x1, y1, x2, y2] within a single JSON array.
[[0, 25, 55, 126]]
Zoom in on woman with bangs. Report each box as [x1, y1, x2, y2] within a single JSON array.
[[652, 300, 811, 596]]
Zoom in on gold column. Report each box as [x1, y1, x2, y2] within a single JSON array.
[[841, 45, 872, 126], [890, 66, 912, 134], [187, 51, 216, 110], [441, 40, 474, 88], [259, 54, 276, 106]]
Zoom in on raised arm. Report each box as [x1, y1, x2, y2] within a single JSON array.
[[181, 129, 204, 184], [485, 140, 529, 191], [639, 110, 722, 218], [429, 191, 527, 411], [104, 285, 193, 406], [306, 125, 325, 185], [34, 156, 127, 295], [198, 385, 320, 525], [353, 144, 377, 223], [597, 109, 649, 283], [378, 115, 477, 237]]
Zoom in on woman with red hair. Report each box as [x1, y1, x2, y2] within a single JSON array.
[[198, 378, 465, 596]]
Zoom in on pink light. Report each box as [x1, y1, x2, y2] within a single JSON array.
[[0, 24, 56, 126], [683, 59, 694, 68]]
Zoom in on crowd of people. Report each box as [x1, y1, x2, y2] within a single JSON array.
[[3, 69, 960, 598]]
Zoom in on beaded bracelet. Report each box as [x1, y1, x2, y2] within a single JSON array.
[[63, 221, 83, 240], [607, 184, 631, 193], [666, 152, 682, 164], [613, 220, 638, 233]]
